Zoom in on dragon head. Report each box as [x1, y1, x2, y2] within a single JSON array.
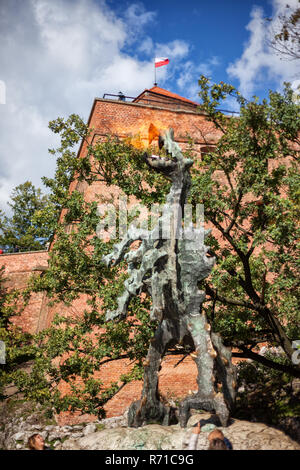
[[143, 128, 193, 181]]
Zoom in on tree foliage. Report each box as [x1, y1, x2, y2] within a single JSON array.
[[267, 2, 300, 60], [193, 78, 299, 377], [3, 81, 300, 418], [235, 356, 300, 424], [0, 181, 55, 252]]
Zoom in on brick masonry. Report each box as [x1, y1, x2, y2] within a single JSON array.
[[0, 251, 49, 334]]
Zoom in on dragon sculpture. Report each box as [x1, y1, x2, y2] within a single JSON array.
[[103, 128, 236, 427]]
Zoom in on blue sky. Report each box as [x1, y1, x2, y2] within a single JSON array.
[[112, 0, 272, 88], [0, 0, 299, 212], [105, 0, 298, 100]]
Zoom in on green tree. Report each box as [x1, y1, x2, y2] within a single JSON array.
[[5, 82, 300, 418], [0, 181, 55, 252], [193, 78, 299, 376]]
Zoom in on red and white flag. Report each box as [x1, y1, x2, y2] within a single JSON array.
[[155, 57, 169, 68]]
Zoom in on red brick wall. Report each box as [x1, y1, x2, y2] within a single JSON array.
[[0, 251, 49, 334], [89, 98, 221, 147], [56, 354, 198, 424]]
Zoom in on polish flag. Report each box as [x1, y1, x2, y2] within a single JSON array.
[[155, 57, 169, 68]]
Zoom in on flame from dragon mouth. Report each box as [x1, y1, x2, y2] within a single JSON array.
[[125, 122, 167, 149], [148, 123, 160, 145]]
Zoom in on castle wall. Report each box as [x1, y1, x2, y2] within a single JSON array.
[[0, 251, 49, 334], [88, 97, 221, 148]]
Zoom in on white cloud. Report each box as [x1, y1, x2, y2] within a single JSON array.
[[155, 40, 190, 60], [176, 57, 221, 101], [138, 37, 154, 56], [100, 57, 154, 94], [138, 37, 191, 64], [227, 0, 300, 97], [0, 0, 166, 213], [124, 3, 156, 30]]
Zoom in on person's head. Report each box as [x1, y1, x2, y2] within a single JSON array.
[[208, 438, 228, 450], [208, 429, 225, 442], [28, 433, 45, 450]]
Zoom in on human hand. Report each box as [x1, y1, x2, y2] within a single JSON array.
[[192, 422, 201, 434]]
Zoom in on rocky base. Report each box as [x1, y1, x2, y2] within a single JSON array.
[[1, 401, 299, 450], [61, 412, 300, 450], [0, 400, 128, 450]]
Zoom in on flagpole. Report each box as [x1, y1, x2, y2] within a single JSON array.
[[154, 60, 157, 86]]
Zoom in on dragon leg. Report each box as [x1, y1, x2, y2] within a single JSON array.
[[179, 313, 231, 427], [128, 320, 179, 427]]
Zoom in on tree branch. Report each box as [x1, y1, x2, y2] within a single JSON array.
[[224, 190, 243, 234], [205, 284, 257, 311], [233, 346, 300, 378]]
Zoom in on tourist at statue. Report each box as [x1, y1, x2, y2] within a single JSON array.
[[208, 438, 228, 450], [27, 433, 52, 450], [188, 422, 233, 450], [208, 429, 233, 450]]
